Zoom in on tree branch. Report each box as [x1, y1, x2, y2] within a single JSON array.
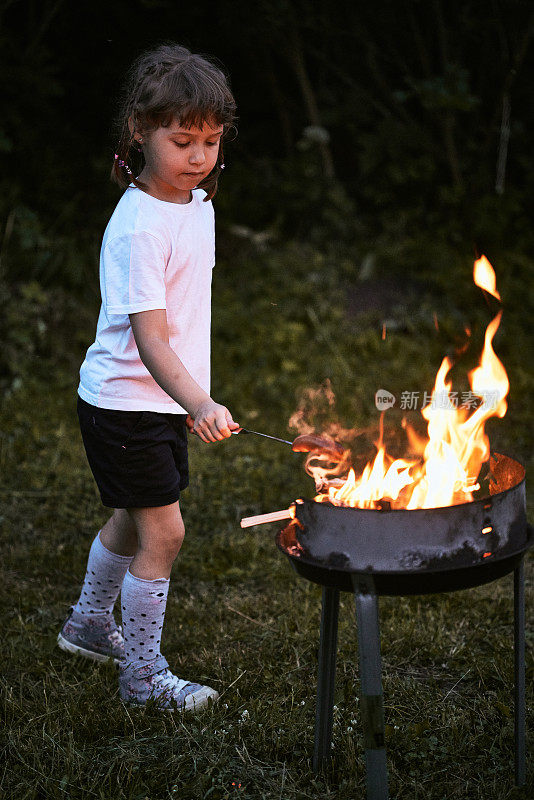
[[286, 24, 336, 180], [495, 92, 511, 194], [483, 9, 534, 160]]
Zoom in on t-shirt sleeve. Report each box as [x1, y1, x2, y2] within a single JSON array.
[[101, 231, 168, 315]]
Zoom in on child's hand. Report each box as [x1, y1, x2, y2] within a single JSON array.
[[190, 400, 240, 443]]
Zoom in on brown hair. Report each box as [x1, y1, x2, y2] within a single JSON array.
[[111, 43, 237, 200]]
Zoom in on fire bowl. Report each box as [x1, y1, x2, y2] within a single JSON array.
[[276, 452, 531, 595]]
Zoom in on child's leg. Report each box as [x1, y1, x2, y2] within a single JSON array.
[[118, 501, 217, 709], [57, 510, 139, 663], [120, 500, 184, 669], [128, 500, 185, 579], [99, 508, 138, 557], [72, 509, 137, 618]]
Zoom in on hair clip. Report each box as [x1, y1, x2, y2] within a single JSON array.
[[114, 154, 133, 175]]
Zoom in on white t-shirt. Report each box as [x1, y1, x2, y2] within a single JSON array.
[[78, 186, 215, 413]]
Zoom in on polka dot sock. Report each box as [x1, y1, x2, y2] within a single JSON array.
[[120, 569, 169, 671], [72, 531, 134, 617]]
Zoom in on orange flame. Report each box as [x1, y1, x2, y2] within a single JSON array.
[[310, 256, 508, 510], [474, 255, 501, 301]]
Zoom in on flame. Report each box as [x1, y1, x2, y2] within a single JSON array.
[[321, 415, 415, 509], [474, 255, 501, 301], [308, 256, 508, 510]]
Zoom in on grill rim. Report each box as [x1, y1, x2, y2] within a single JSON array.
[[290, 452, 527, 575]]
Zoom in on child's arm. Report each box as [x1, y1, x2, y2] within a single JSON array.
[[130, 309, 239, 443]]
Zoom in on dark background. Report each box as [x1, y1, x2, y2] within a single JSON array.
[[1, 0, 533, 292], [1, 7, 534, 798]]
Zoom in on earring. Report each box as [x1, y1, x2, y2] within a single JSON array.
[[220, 163, 225, 170]]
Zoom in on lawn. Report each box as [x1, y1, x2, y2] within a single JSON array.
[[1, 238, 533, 799]]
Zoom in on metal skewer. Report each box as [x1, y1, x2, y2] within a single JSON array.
[[233, 428, 293, 446]]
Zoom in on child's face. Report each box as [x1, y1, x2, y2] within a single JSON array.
[[135, 118, 223, 203]]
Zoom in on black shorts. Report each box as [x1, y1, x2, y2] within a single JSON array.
[[77, 396, 189, 509]]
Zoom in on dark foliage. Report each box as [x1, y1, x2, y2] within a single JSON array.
[[1, 0, 534, 288]]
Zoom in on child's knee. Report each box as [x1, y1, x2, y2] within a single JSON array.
[[167, 519, 185, 555], [152, 517, 185, 561]]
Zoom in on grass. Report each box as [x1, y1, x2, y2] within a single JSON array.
[[1, 237, 533, 799]]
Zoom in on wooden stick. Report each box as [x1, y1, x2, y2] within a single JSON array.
[[240, 509, 292, 528]]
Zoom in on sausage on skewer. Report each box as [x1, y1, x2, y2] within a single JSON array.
[[291, 433, 345, 459]]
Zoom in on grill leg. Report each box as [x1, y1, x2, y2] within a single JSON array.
[[312, 586, 340, 772], [514, 558, 526, 787], [353, 574, 389, 800]]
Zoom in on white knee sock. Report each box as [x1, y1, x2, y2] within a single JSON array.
[[72, 531, 134, 617], [120, 569, 169, 673]]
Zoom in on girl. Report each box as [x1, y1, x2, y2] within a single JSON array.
[[57, 43, 240, 711]]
